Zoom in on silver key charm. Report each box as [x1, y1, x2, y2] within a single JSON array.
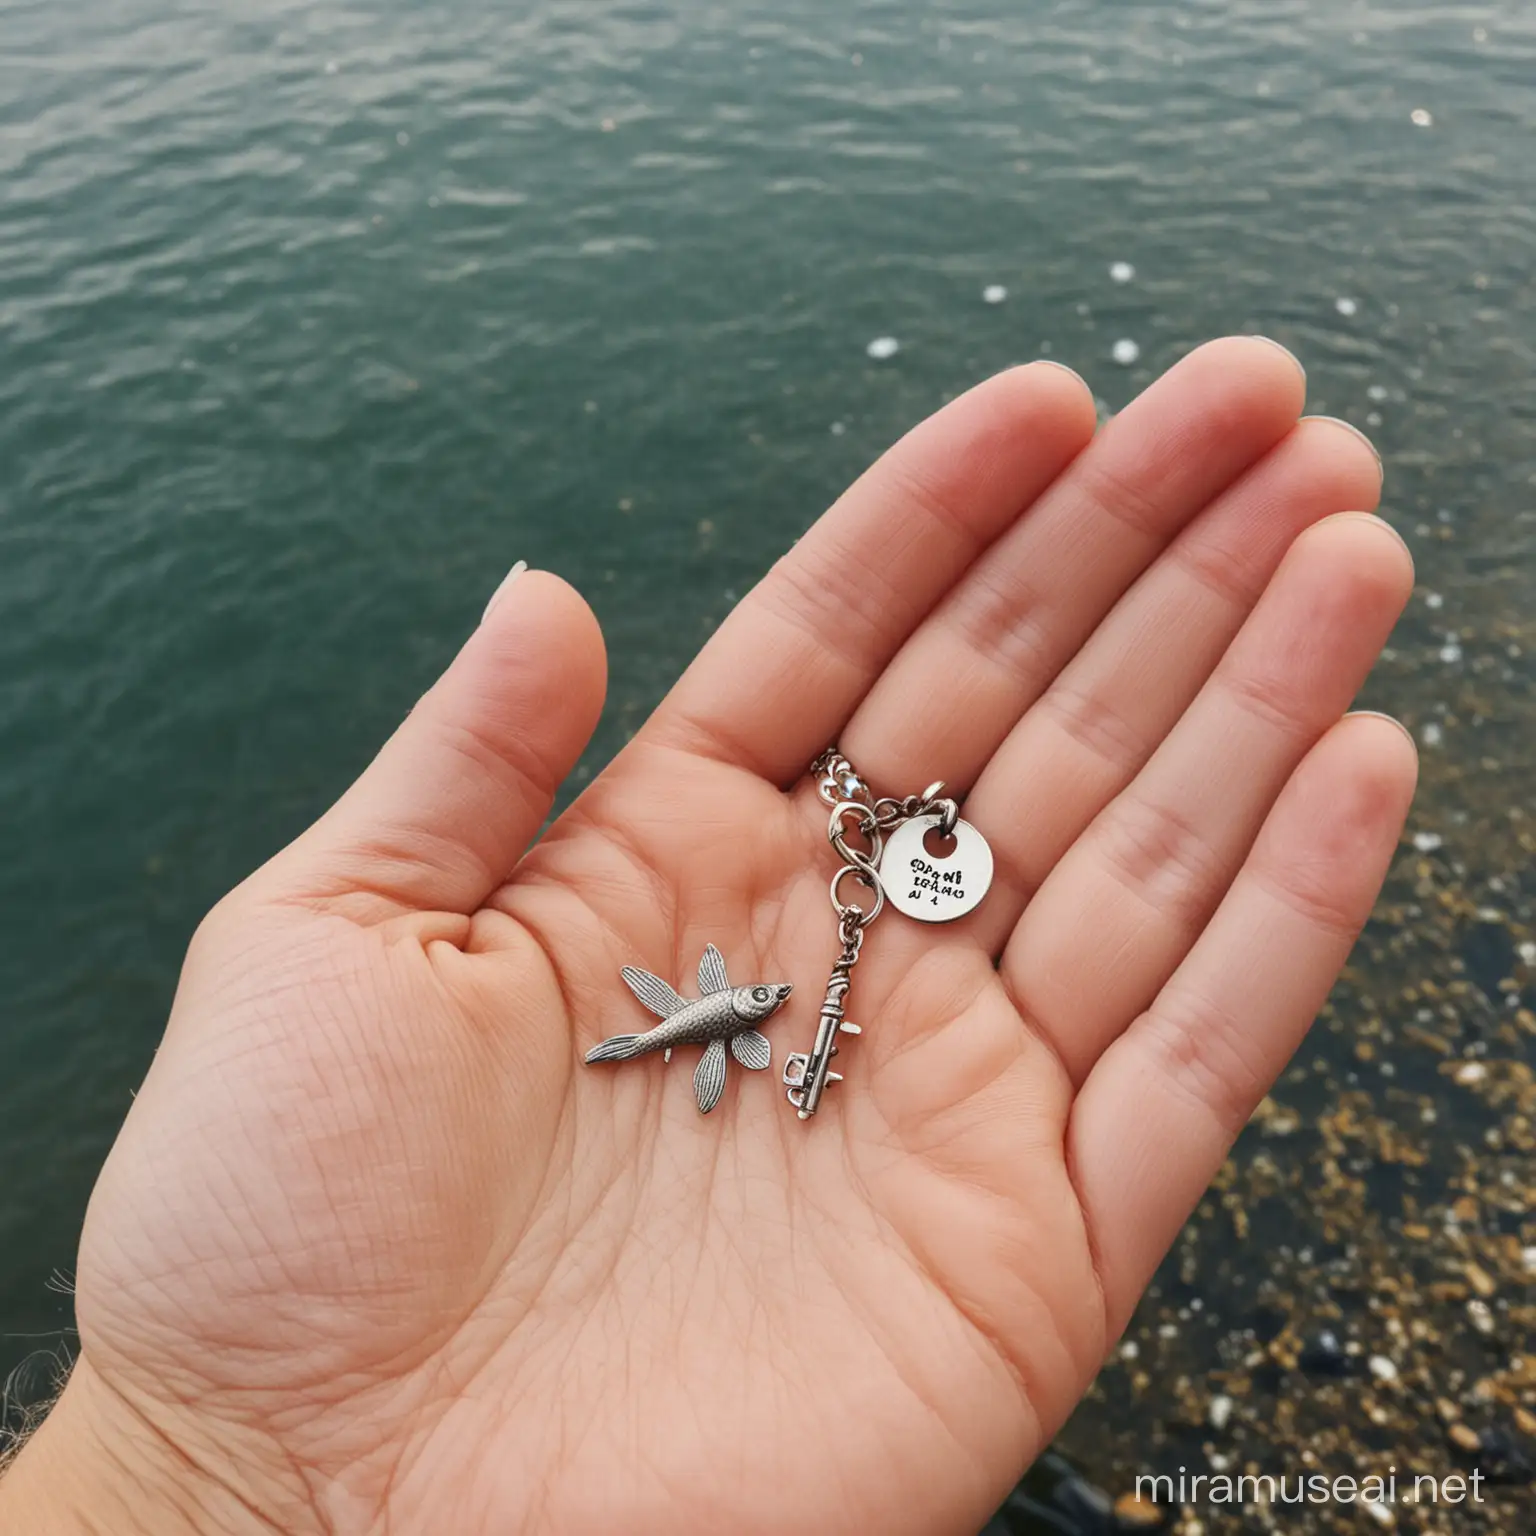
[[781, 907, 863, 1120]]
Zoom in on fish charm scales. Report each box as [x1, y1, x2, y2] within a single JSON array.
[[585, 944, 792, 1113]]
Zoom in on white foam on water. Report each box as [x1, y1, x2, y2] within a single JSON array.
[[1421, 721, 1443, 747], [1335, 296, 1358, 316], [1425, 591, 1443, 609], [1111, 337, 1140, 365], [829, 421, 845, 435], [1412, 831, 1443, 852], [1411, 108, 1434, 127], [1109, 260, 1135, 283], [1368, 384, 1389, 401], [865, 336, 900, 360], [982, 284, 1007, 304], [1439, 641, 1462, 664]]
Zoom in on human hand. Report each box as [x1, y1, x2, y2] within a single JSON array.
[[1, 338, 1415, 1535]]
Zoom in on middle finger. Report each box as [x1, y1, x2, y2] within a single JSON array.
[[834, 335, 1306, 795], [963, 412, 1382, 955]]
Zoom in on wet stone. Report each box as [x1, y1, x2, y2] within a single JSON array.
[[1112, 1491, 1165, 1528], [1299, 1330, 1352, 1376], [1462, 917, 1516, 997], [1000, 1451, 1119, 1534], [1464, 1260, 1497, 1297], [1448, 1422, 1482, 1453]]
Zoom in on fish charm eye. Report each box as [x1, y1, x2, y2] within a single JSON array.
[[752, 986, 770, 1002]]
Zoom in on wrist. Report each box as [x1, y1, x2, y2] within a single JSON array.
[[0, 1356, 284, 1536]]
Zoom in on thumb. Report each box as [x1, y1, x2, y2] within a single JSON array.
[[258, 563, 607, 918]]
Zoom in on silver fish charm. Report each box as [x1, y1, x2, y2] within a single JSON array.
[[585, 944, 792, 1112]]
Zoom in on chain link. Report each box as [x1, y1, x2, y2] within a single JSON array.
[[812, 750, 957, 837], [814, 749, 958, 924], [837, 907, 866, 964]]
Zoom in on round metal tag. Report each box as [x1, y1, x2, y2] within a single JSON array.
[[881, 813, 993, 923]]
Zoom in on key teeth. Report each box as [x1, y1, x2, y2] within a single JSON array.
[[782, 1052, 811, 1090], [827, 1072, 843, 1083], [839, 1021, 861, 1035]]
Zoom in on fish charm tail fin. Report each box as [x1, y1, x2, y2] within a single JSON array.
[[694, 1038, 728, 1113], [585, 1033, 649, 1064]]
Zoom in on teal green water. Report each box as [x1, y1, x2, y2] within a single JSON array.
[[2, 0, 1533, 1491]]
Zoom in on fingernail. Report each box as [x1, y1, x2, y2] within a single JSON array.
[[1344, 709, 1419, 753], [1246, 334, 1307, 388], [482, 560, 528, 623], [1033, 358, 1089, 388], [1303, 415, 1383, 477], [1316, 508, 1410, 552]]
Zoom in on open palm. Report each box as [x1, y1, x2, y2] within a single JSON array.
[[16, 340, 1416, 1535]]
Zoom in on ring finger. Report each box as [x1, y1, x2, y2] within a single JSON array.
[[1001, 511, 1413, 1084]]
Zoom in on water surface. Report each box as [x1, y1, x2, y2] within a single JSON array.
[[3, 0, 1533, 1523]]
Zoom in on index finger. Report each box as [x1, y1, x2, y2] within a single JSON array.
[[642, 363, 1099, 785]]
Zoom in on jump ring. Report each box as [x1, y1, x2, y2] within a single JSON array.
[[831, 829, 884, 871], [829, 800, 883, 869], [830, 862, 884, 925]]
